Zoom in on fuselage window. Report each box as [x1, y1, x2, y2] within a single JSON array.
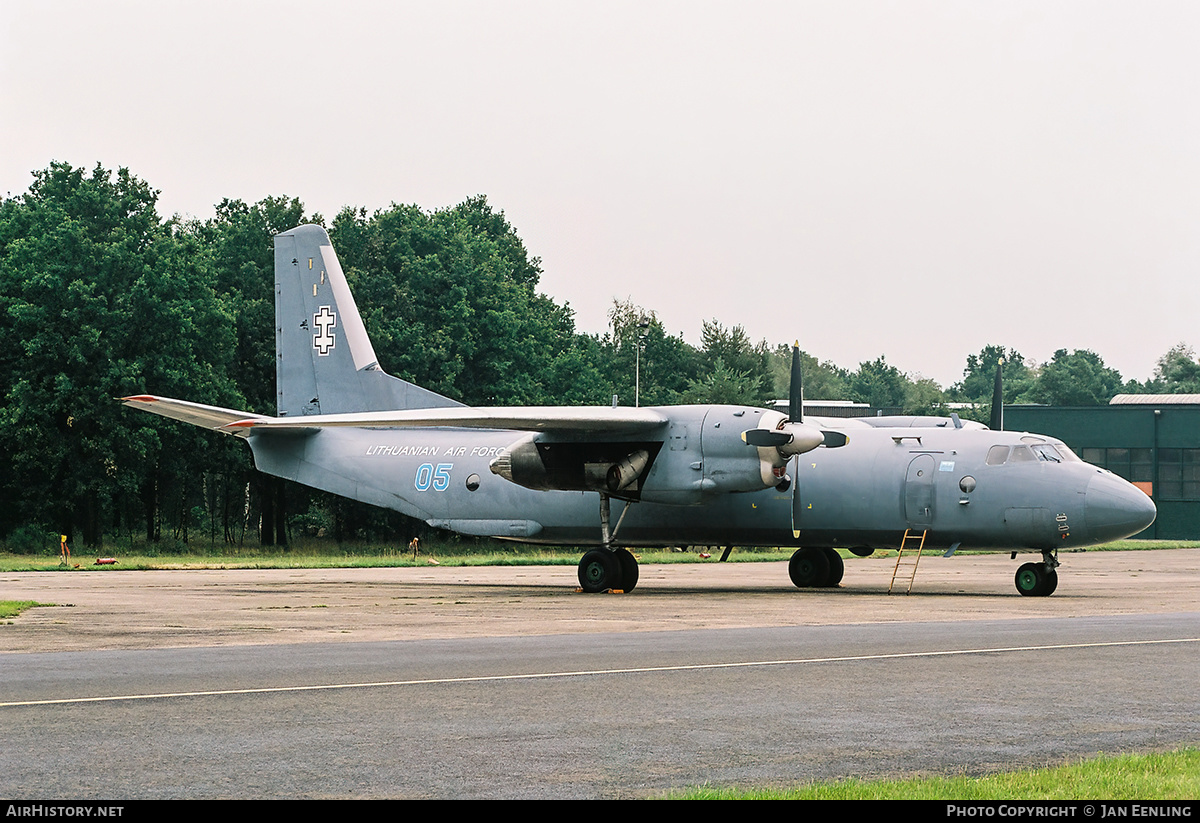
[[986, 445, 1010, 465]]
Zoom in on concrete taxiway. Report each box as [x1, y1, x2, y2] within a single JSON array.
[[2, 549, 1198, 652]]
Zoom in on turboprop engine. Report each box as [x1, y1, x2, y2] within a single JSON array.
[[488, 434, 660, 496]]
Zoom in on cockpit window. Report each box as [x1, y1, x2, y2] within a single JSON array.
[[1009, 445, 1036, 462], [1054, 443, 1083, 462], [1031, 444, 1063, 463], [986, 445, 1010, 466]]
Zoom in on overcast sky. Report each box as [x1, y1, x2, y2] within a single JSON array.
[[4, 1, 1198, 388]]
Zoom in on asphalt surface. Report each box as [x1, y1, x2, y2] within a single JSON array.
[[1, 550, 1198, 798]]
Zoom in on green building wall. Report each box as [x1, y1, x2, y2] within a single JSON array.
[[1006, 404, 1200, 540]]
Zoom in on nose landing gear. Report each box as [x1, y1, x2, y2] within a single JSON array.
[[1015, 549, 1060, 597]]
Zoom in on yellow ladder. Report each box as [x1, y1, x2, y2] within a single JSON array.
[[889, 529, 927, 594]]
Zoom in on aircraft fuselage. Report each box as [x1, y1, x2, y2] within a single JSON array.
[[247, 407, 1152, 553]]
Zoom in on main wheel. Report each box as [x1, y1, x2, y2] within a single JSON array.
[[579, 549, 621, 593], [613, 548, 639, 592], [789, 547, 831, 588], [822, 548, 844, 587], [1014, 562, 1054, 597]]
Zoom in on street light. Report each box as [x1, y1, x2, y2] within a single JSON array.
[[635, 320, 650, 407]]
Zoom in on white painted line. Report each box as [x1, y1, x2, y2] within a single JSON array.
[[2, 637, 1196, 708]]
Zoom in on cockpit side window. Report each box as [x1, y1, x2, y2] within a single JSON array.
[[1009, 445, 1036, 462], [986, 445, 1010, 466], [1054, 443, 1083, 462]]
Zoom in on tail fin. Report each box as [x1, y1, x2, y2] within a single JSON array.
[[273, 224, 462, 415]]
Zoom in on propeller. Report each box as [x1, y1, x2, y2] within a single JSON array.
[[740, 343, 841, 456], [740, 344, 851, 538]]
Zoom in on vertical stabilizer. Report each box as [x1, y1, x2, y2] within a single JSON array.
[[274, 224, 463, 416]]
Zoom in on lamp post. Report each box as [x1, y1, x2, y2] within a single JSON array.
[[635, 320, 650, 407]]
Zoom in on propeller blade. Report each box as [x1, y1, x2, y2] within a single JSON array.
[[822, 431, 849, 448], [990, 359, 1004, 431], [789, 342, 803, 423], [746, 426, 845, 451], [742, 429, 792, 448]]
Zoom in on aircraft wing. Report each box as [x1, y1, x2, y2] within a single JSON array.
[[220, 405, 669, 433], [123, 395, 669, 435]]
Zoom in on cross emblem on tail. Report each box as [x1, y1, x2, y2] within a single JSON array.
[[313, 306, 336, 355]]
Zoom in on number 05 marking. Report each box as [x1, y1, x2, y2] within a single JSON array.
[[415, 463, 453, 491]]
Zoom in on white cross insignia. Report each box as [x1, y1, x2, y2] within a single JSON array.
[[313, 306, 336, 355]]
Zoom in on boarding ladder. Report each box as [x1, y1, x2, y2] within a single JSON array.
[[889, 529, 927, 594]]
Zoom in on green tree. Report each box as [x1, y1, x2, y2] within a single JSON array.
[[1028, 349, 1124, 406], [331, 199, 605, 406], [677, 357, 763, 405], [949, 345, 1035, 423], [693, 320, 773, 405], [952, 345, 1034, 404], [766, 344, 849, 403], [600, 298, 699, 406], [0, 163, 237, 545], [847, 356, 910, 409], [1145, 343, 1200, 394]]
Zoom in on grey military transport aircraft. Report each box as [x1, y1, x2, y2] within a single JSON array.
[[123, 224, 1156, 597]]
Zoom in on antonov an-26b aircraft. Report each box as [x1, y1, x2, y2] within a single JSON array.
[[123, 225, 1156, 597]]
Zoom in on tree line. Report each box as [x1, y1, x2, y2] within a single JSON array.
[[1, 163, 1195, 550]]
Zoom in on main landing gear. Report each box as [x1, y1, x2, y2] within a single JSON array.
[[577, 493, 639, 593], [1014, 549, 1060, 597], [788, 547, 844, 589], [578, 547, 639, 593]]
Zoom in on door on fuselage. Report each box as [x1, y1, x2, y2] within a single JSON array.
[[904, 454, 936, 530]]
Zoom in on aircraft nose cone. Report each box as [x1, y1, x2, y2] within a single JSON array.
[[1084, 471, 1156, 543]]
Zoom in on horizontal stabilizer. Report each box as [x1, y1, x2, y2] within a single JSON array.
[[121, 396, 269, 437]]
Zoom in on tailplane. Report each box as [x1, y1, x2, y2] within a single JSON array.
[[273, 224, 462, 415]]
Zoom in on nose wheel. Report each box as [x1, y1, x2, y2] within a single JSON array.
[[1015, 550, 1060, 596]]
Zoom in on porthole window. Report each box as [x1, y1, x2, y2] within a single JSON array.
[[465, 473, 481, 491]]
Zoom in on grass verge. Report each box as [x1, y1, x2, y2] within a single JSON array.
[[0, 600, 50, 619], [673, 747, 1200, 799]]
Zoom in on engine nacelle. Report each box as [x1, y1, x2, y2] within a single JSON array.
[[639, 407, 790, 505], [486, 406, 795, 506], [489, 434, 660, 497]]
